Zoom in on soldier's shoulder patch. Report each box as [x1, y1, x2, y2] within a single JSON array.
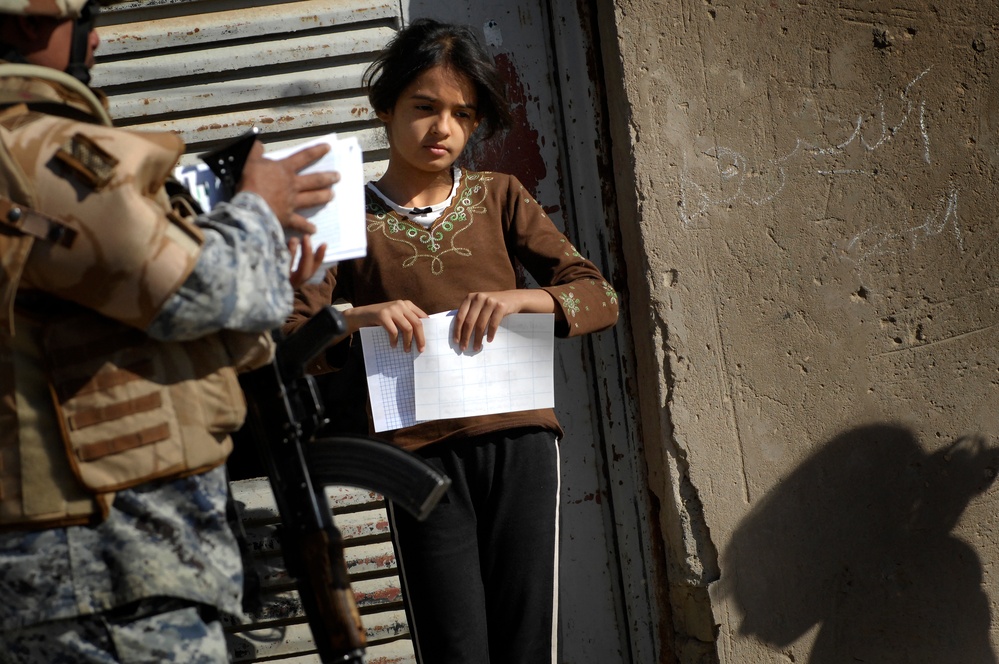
[[55, 132, 118, 190]]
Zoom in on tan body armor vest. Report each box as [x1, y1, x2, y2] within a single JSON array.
[[0, 64, 270, 529]]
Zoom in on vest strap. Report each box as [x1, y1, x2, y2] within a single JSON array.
[[0, 197, 77, 248]]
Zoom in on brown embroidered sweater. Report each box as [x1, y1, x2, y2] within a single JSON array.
[[286, 169, 619, 451]]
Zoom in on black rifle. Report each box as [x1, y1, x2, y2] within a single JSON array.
[[200, 126, 261, 200], [236, 306, 450, 663]]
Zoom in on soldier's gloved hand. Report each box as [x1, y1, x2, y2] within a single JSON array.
[[239, 141, 340, 234]]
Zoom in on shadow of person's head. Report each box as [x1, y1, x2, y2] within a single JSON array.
[[718, 424, 997, 661]]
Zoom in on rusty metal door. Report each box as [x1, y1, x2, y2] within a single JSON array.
[[402, 2, 659, 662]]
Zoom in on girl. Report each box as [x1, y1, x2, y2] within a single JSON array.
[[287, 18, 619, 663]]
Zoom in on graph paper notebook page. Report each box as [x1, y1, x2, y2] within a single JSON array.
[[359, 313, 555, 432], [359, 324, 418, 433]]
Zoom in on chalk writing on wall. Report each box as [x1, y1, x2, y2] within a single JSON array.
[[841, 185, 962, 264], [678, 67, 960, 264]]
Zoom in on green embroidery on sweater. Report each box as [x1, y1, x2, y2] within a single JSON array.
[[559, 237, 583, 259], [560, 291, 582, 317], [603, 281, 618, 304], [367, 173, 492, 275]]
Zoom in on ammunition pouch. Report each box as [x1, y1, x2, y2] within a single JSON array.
[[0, 307, 273, 530], [0, 64, 272, 530]]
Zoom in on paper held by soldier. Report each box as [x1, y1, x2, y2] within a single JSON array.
[[174, 132, 366, 270], [264, 133, 367, 267], [359, 312, 556, 432]]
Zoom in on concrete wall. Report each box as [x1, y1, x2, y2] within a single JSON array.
[[597, 1, 999, 661]]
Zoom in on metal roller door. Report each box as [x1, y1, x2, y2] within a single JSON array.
[[93, 0, 397, 175], [228, 479, 415, 663]]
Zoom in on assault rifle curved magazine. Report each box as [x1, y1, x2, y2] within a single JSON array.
[[233, 305, 450, 663]]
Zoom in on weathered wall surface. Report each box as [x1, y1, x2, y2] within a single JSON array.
[[598, 1, 999, 661]]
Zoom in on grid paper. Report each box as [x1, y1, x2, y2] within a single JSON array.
[[414, 314, 554, 421], [359, 313, 555, 432], [358, 326, 417, 432]]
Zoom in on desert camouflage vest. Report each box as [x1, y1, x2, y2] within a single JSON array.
[[0, 64, 268, 529]]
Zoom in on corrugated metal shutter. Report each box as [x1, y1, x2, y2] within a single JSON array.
[[92, 0, 396, 178], [91, 3, 411, 662], [229, 479, 416, 664]]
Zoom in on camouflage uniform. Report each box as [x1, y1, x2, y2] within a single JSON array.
[[0, 469, 243, 663], [148, 190, 294, 341], [4, 603, 230, 664], [0, 0, 90, 17], [0, 4, 295, 660]]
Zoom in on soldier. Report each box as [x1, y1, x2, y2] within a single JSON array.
[[0, 1, 338, 662]]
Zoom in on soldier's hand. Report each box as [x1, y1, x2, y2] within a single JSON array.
[[239, 142, 340, 233], [287, 234, 327, 289]]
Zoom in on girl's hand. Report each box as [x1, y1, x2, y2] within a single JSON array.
[[344, 300, 429, 352], [454, 289, 556, 352], [287, 235, 327, 289]]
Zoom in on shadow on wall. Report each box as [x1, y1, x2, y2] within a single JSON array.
[[719, 424, 999, 663]]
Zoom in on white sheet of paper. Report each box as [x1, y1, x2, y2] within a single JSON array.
[[414, 313, 555, 421], [359, 313, 555, 432], [264, 133, 367, 266], [173, 132, 367, 275]]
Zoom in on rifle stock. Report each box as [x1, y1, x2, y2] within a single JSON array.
[[236, 306, 450, 663], [299, 527, 366, 658]]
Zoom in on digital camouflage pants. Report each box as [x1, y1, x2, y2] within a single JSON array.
[[0, 599, 229, 664]]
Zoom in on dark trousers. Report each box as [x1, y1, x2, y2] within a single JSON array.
[[389, 428, 560, 664]]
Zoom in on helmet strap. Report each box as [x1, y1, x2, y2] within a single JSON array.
[[65, 0, 98, 85]]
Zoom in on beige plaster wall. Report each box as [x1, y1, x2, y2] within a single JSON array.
[[598, 1, 999, 661]]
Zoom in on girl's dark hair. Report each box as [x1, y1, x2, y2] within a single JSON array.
[[364, 18, 513, 139]]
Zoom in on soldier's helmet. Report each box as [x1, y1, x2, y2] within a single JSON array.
[[0, 0, 91, 17]]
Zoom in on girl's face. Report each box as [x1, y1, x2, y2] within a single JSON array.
[[377, 65, 481, 176]]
